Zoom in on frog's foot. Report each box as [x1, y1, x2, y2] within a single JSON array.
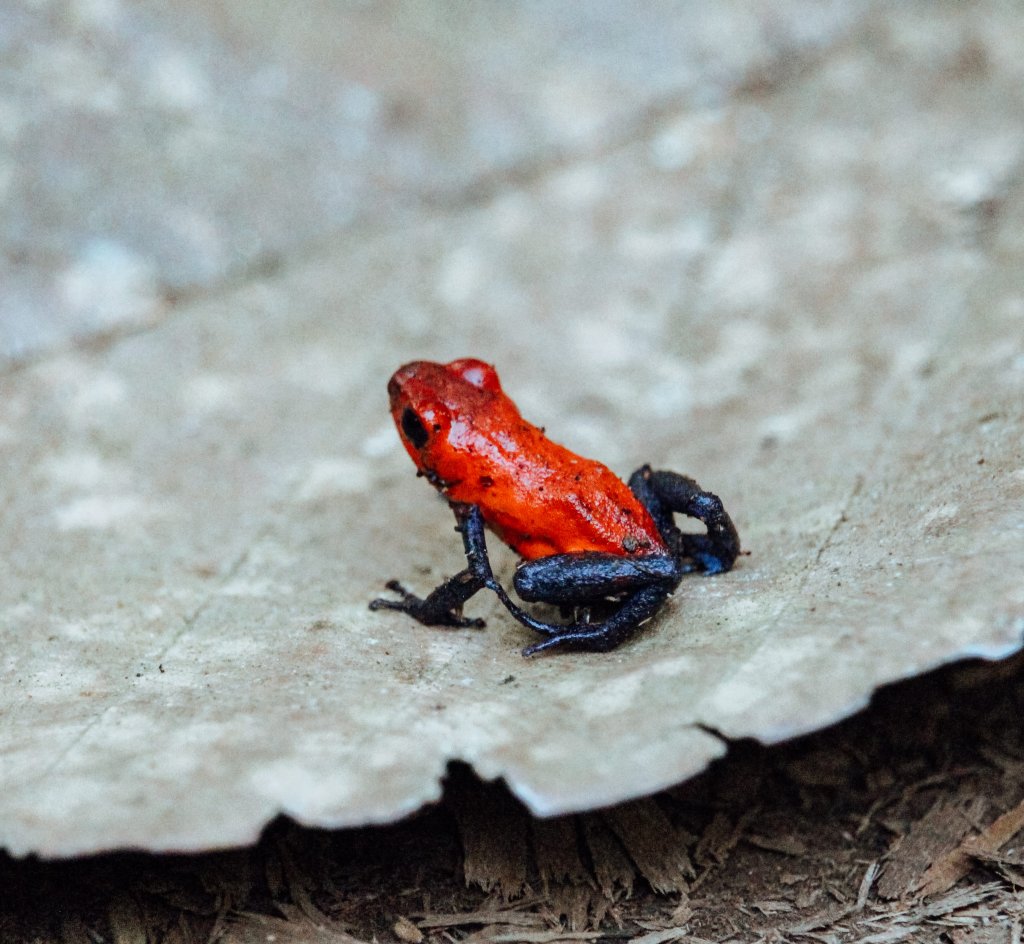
[[370, 576, 487, 629]]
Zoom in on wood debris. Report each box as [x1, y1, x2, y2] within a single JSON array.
[[911, 881, 1003, 919], [876, 799, 977, 899], [915, 796, 1024, 897], [416, 911, 548, 929], [543, 886, 597, 932], [968, 847, 1024, 886], [393, 914, 424, 943], [223, 912, 369, 944], [461, 930, 608, 944], [785, 904, 858, 935], [532, 816, 596, 928], [627, 928, 695, 944], [692, 808, 758, 890], [602, 799, 694, 894], [447, 772, 532, 898], [856, 861, 880, 909], [532, 817, 592, 892], [581, 815, 636, 900], [745, 833, 808, 857], [694, 812, 735, 868]]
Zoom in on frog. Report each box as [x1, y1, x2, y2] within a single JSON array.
[[370, 358, 740, 656]]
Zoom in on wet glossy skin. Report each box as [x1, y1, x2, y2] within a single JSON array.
[[371, 358, 741, 655], [387, 358, 668, 560]]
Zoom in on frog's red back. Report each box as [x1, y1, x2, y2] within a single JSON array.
[[387, 359, 668, 560]]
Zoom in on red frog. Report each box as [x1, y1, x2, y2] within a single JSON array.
[[370, 358, 740, 655]]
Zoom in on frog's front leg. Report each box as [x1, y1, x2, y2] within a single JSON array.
[[369, 503, 493, 628], [369, 573, 486, 628]]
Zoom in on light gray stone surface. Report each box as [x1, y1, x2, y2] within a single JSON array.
[[0, 0, 860, 362], [2, 1, 1023, 856]]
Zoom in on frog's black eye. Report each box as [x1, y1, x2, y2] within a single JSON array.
[[401, 407, 430, 449]]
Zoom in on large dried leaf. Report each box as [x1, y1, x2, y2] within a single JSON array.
[[1, 3, 1023, 856]]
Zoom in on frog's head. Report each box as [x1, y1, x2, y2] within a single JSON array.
[[386, 358, 504, 489]]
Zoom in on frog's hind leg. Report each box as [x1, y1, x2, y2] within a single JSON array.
[[513, 551, 679, 606], [520, 584, 672, 655], [628, 465, 740, 575], [504, 552, 678, 655], [437, 506, 679, 656]]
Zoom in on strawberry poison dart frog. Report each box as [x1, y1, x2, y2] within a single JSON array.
[[370, 359, 740, 656]]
